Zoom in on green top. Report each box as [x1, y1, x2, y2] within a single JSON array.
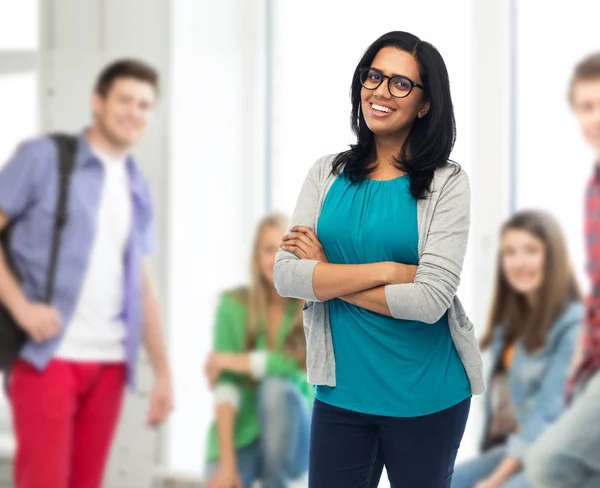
[[205, 288, 313, 461]]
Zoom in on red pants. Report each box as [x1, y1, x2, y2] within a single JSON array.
[[9, 359, 126, 488]]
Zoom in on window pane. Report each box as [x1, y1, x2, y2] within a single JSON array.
[[0, 72, 38, 168], [0, 0, 39, 50]]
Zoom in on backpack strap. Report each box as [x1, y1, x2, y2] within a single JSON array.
[[45, 134, 77, 303]]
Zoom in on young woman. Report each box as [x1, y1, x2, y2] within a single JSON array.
[[203, 213, 312, 488], [274, 31, 484, 487], [452, 211, 582, 488]]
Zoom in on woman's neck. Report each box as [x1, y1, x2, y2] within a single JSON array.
[[371, 133, 409, 178], [374, 131, 409, 166]]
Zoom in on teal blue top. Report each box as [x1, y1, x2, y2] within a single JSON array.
[[315, 173, 471, 417]]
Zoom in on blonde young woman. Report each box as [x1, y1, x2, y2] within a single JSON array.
[[203, 213, 312, 488]]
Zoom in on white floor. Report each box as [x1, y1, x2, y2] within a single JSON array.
[[0, 433, 14, 462]]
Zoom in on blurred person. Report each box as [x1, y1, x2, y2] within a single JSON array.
[[0, 59, 172, 488], [203, 213, 311, 488], [451, 211, 582, 488], [525, 53, 600, 488], [273, 31, 485, 488]]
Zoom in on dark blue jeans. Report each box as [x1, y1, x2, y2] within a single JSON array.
[[309, 397, 471, 488]]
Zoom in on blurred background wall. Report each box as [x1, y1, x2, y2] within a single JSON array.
[[0, 0, 598, 486]]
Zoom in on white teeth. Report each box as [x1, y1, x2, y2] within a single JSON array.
[[372, 103, 394, 113]]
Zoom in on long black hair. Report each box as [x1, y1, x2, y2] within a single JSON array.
[[332, 31, 457, 199]]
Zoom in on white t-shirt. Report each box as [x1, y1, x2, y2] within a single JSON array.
[[55, 149, 132, 362]]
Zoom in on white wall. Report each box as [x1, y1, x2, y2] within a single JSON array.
[[0, 0, 38, 50], [515, 0, 600, 291], [167, 0, 267, 474], [467, 0, 512, 467], [0, 1, 39, 463]]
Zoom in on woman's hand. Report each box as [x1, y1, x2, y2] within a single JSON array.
[[205, 352, 252, 388], [207, 464, 242, 488], [475, 456, 521, 488], [205, 352, 223, 389], [280, 230, 417, 283], [474, 479, 501, 488], [281, 226, 329, 262], [385, 262, 418, 284]]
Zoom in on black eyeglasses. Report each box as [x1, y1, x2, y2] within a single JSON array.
[[359, 67, 425, 99]]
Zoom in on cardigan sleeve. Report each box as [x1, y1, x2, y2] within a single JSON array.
[[384, 168, 470, 323]]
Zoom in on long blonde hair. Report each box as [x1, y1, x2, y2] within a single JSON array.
[[245, 213, 306, 369], [480, 211, 581, 353]]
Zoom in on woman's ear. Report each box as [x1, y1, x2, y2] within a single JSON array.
[[418, 101, 431, 119]]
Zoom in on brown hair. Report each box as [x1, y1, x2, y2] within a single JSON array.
[[480, 210, 580, 353], [569, 52, 600, 102], [94, 58, 159, 98], [243, 213, 306, 369]]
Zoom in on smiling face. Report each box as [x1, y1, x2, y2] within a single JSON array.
[[92, 77, 156, 150], [360, 47, 430, 140], [571, 77, 600, 159], [501, 229, 546, 296]]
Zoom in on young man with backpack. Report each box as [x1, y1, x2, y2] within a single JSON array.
[[0, 59, 172, 488]]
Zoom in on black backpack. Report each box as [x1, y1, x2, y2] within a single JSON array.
[[0, 134, 77, 373]]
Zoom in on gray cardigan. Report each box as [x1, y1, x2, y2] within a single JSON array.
[[274, 154, 486, 395]]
